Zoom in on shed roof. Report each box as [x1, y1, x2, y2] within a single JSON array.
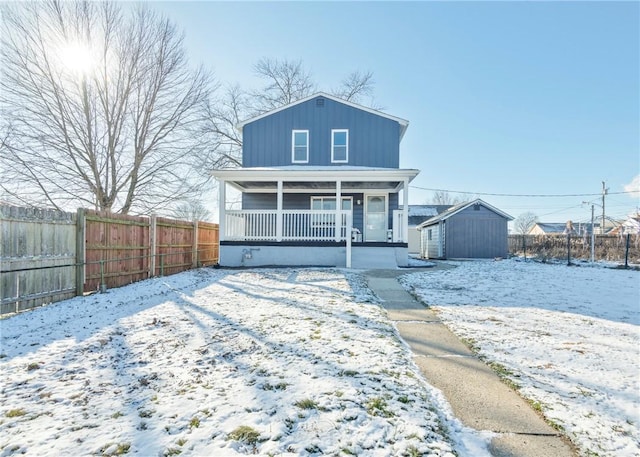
[[237, 92, 410, 140], [416, 199, 514, 230], [408, 205, 452, 226]]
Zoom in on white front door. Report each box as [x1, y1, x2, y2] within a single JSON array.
[[365, 195, 387, 241]]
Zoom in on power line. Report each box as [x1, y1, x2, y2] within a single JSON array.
[[409, 186, 637, 198]]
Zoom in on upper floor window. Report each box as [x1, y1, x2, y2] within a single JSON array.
[[292, 130, 309, 163], [331, 129, 348, 163]]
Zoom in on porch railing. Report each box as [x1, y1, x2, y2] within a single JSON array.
[[225, 210, 351, 242]]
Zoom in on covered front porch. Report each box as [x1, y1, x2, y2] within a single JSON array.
[[212, 167, 419, 267]]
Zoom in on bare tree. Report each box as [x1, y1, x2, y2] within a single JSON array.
[[205, 58, 380, 169], [251, 58, 316, 113], [171, 199, 212, 222], [514, 212, 538, 234], [0, 1, 213, 214], [332, 70, 378, 107], [429, 191, 464, 206]]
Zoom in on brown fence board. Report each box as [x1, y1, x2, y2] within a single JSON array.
[[84, 211, 150, 292], [198, 222, 220, 267], [155, 217, 195, 276]]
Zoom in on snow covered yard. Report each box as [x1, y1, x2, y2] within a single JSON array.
[[1, 268, 461, 457], [401, 259, 640, 457]]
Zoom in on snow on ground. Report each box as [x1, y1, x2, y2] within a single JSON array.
[[1, 268, 465, 457], [400, 259, 640, 457]]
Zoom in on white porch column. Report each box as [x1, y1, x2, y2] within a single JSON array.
[[276, 180, 283, 242], [218, 179, 226, 241], [403, 178, 409, 243], [335, 180, 342, 242]]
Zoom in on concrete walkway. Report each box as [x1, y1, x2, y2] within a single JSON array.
[[363, 267, 576, 457]]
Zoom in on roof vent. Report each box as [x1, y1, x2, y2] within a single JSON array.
[[473, 203, 481, 211], [316, 98, 324, 107]]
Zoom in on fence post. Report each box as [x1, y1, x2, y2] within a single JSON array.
[[522, 235, 527, 261], [75, 208, 85, 296], [624, 233, 630, 269], [99, 260, 106, 293], [567, 233, 571, 266], [193, 220, 198, 269], [149, 214, 156, 277]]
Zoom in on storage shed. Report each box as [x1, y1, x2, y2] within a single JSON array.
[[417, 199, 513, 259], [407, 205, 452, 254]]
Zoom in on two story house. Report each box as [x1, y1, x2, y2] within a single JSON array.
[[212, 92, 419, 268]]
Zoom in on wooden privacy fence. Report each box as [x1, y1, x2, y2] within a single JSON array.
[[0, 206, 77, 314], [0, 205, 219, 315]]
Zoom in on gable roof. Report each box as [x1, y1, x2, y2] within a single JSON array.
[[237, 92, 410, 140], [416, 199, 514, 230], [408, 205, 452, 226], [529, 223, 569, 234]]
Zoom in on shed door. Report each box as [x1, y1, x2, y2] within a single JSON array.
[[365, 195, 387, 241]]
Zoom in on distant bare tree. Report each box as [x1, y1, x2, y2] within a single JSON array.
[[332, 70, 378, 107], [171, 199, 212, 222], [206, 58, 380, 168], [0, 1, 213, 214], [430, 191, 463, 206], [251, 58, 316, 113], [514, 212, 538, 234]]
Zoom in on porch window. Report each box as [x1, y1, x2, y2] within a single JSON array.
[[292, 130, 309, 163], [311, 197, 352, 233], [311, 196, 352, 211], [331, 129, 348, 163]]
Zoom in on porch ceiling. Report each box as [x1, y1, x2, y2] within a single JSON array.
[[212, 167, 420, 193]]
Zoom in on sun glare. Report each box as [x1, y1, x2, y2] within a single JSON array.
[[58, 42, 95, 76]]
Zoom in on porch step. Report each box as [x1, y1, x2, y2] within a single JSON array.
[[351, 246, 398, 269]]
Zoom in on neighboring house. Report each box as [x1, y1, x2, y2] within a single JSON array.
[[609, 213, 640, 235], [528, 222, 601, 236], [417, 199, 513, 259], [407, 205, 451, 254], [212, 93, 419, 268]]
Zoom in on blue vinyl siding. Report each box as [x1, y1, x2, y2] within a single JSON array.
[[243, 96, 400, 167]]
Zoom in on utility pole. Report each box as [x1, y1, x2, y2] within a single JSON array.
[[601, 181, 608, 234], [590, 204, 595, 262]]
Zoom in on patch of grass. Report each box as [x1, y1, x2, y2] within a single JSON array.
[[228, 425, 260, 445], [366, 397, 395, 418], [262, 382, 288, 391], [111, 411, 123, 419], [528, 400, 543, 413], [485, 360, 521, 390], [405, 445, 421, 457], [101, 442, 131, 456], [164, 448, 181, 456], [138, 409, 153, 418], [5, 408, 26, 418], [294, 398, 318, 410], [189, 417, 200, 428], [380, 369, 400, 379], [305, 444, 322, 453], [459, 337, 480, 353], [334, 390, 344, 398], [397, 395, 412, 404], [339, 370, 358, 377], [26, 362, 41, 371]]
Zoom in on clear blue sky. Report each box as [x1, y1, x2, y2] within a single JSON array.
[[153, 0, 639, 226]]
